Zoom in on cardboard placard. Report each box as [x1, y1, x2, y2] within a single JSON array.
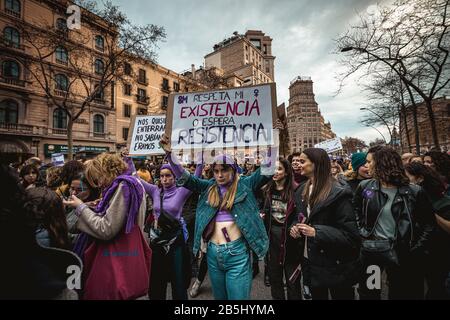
[[314, 137, 343, 154], [51, 153, 65, 166], [127, 115, 166, 156], [165, 83, 278, 151]]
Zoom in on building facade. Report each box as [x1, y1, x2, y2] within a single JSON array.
[[287, 76, 336, 153], [204, 30, 275, 87], [0, 0, 116, 162], [400, 96, 450, 153], [115, 60, 205, 149]]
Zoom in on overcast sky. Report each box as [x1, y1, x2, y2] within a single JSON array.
[[113, 0, 390, 143]]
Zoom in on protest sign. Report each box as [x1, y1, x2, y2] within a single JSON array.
[[128, 115, 166, 156], [165, 83, 277, 150], [314, 137, 343, 154], [51, 153, 65, 166]]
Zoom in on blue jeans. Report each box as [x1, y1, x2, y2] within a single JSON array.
[[207, 237, 252, 300]]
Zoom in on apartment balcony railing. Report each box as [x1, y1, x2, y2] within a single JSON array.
[[161, 84, 171, 93], [0, 122, 33, 134], [4, 8, 20, 18], [0, 77, 25, 87], [52, 128, 67, 135], [136, 95, 150, 105], [137, 77, 148, 85]]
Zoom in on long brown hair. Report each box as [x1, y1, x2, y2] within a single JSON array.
[[25, 187, 70, 249], [371, 146, 409, 187], [301, 148, 334, 208], [262, 158, 294, 203], [207, 163, 239, 211]]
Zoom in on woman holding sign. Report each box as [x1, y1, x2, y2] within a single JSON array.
[[159, 134, 272, 300]]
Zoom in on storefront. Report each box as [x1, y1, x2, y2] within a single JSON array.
[[44, 144, 110, 160]]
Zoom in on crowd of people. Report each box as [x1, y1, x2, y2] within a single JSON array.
[[1, 141, 449, 300]]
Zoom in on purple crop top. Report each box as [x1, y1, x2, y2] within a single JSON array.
[[215, 184, 235, 222]]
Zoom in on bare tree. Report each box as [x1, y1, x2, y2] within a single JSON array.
[[337, 0, 450, 152], [342, 136, 368, 155], [4, 0, 165, 159]]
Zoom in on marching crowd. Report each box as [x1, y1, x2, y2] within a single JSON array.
[[1, 138, 449, 300]]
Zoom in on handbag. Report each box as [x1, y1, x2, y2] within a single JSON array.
[[82, 225, 152, 300], [148, 191, 182, 253], [361, 195, 403, 266], [361, 238, 399, 266]]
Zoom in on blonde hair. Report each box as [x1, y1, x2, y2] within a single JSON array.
[[207, 170, 239, 211], [85, 153, 127, 188]]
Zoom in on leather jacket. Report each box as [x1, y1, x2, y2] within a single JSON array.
[[353, 179, 435, 255]]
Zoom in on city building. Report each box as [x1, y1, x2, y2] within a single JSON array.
[[115, 60, 206, 149], [287, 76, 336, 153], [203, 30, 275, 87], [400, 96, 450, 153], [0, 0, 116, 162]]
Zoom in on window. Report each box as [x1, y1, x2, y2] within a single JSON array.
[[124, 62, 131, 75], [2, 60, 20, 78], [162, 78, 169, 90], [123, 83, 131, 96], [137, 88, 147, 104], [122, 127, 129, 140], [93, 84, 104, 100], [137, 108, 147, 115], [263, 44, 267, 54], [123, 103, 131, 117], [55, 74, 68, 91], [94, 59, 104, 74], [138, 69, 146, 84], [95, 35, 104, 51], [0, 99, 18, 123], [55, 46, 68, 64], [3, 27, 20, 48], [53, 108, 67, 129], [173, 82, 180, 92], [5, 0, 20, 16], [93, 114, 104, 133], [162, 96, 168, 109], [56, 18, 67, 31]]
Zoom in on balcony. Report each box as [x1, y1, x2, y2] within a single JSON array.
[[54, 89, 68, 97], [52, 128, 67, 135], [56, 58, 68, 66], [0, 77, 25, 87], [4, 8, 20, 18], [0, 122, 33, 134], [93, 132, 107, 138], [161, 84, 171, 93], [137, 77, 148, 86], [136, 95, 149, 105], [93, 97, 106, 105], [1, 38, 25, 51]]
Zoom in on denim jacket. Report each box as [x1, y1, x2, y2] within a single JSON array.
[[176, 167, 271, 259]]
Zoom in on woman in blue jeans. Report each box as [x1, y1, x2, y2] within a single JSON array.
[[160, 134, 271, 300]]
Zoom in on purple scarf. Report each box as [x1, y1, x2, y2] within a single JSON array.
[[73, 174, 144, 260]]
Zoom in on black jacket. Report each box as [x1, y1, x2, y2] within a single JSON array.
[[353, 179, 435, 257], [292, 182, 361, 288]]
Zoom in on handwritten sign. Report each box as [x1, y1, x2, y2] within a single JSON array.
[[166, 84, 277, 150], [128, 115, 166, 155], [314, 137, 343, 154]]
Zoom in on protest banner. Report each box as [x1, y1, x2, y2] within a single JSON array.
[[128, 115, 166, 156], [165, 83, 278, 151], [314, 137, 343, 154], [51, 153, 65, 166]]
